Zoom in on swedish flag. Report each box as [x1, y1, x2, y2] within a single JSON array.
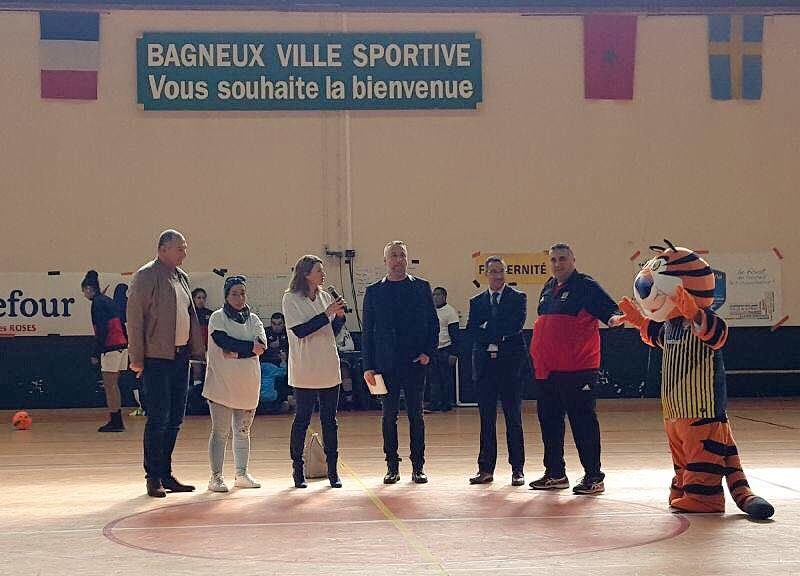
[[708, 15, 763, 100]]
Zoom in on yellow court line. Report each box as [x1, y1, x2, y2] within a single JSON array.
[[339, 460, 449, 576]]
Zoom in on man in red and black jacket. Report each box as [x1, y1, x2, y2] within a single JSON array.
[[529, 243, 624, 495]]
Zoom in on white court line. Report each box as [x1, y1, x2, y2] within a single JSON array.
[[446, 559, 800, 573], [3, 438, 796, 459], [0, 511, 682, 537]]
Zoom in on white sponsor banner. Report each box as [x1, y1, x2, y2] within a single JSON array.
[[707, 251, 783, 327], [0, 273, 118, 336], [0, 271, 289, 337]]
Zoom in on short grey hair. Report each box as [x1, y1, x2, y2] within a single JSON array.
[[383, 240, 408, 258], [549, 243, 573, 255], [484, 255, 506, 268], [158, 229, 185, 248]]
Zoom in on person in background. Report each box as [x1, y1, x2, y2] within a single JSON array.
[[283, 255, 347, 488], [336, 323, 356, 410], [188, 287, 213, 413], [192, 287, 213, 343], [82, 270, 129, 432], [260, 311, 291, 413], [113, 283, 144, 417], [427, 286, 460, 413], [203, 276, 266, 493], [263, 312, 289, 365]]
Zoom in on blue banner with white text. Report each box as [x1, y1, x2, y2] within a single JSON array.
[[136, 32, 482, 110]]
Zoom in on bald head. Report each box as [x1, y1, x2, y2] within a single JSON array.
[[157, 229, 187, 269]]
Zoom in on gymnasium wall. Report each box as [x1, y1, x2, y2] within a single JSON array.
[[1, 10, 798, 318], [0, 7, 797, 406]]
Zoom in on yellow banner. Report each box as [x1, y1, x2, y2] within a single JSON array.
[[472, 251, 550, 285]]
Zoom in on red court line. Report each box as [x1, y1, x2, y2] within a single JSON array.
[[102, 496, 689, 563]]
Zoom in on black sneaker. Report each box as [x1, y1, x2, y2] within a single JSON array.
[[572, 477, 605, 495], [97, 420, 124, 433], [529, 474, 570, 490]]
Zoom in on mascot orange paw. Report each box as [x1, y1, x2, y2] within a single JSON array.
[[672, 285, 702, 322], [619, 297, 646, 329], [739, 495, 775, 519]]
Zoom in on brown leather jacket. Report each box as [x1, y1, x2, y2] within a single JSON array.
[[127, 258, 205, 364]]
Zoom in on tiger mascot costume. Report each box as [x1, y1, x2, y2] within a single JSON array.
[[618, 241, 774, 519]]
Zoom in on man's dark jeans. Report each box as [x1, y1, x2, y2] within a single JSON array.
[[382, 363, 427, 469], [142, 350, 190, 480]]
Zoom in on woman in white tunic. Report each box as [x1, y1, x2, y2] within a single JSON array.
[[283, 255, 347, 488], [203, 276, 266, 492]]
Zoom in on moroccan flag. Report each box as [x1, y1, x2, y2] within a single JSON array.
[[583, 14, 637, 100], [708, 15, 763, 100], [40, 11, 100, 100]]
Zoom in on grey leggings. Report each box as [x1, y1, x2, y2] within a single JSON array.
[[208, 400, 256, 476]]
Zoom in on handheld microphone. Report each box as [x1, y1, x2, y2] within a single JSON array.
[[327, 286, 352, 313]]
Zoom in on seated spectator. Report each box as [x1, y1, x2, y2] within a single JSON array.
[[258, 312, 291, 414], [263, 312, 289, 365]]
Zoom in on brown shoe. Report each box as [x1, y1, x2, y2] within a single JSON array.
[[469, 471, 494, 485]]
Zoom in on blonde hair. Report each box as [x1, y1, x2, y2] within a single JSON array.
[[288, 255, 323, 296]]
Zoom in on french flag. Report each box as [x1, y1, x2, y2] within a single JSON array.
[[40, 12, 100, 100]]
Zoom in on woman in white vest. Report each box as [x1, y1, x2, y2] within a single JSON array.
[[283, 255, 347, 488], [203, 276, 267, 492]]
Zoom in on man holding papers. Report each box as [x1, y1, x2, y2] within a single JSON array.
[[362, 241, 439, 485]]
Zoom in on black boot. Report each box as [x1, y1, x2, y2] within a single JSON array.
[[98, 410, 124, 432], [161, 475, 195, 492], [293, 463, 307, 488], [146, 478, 166, 498], [328, 460, 342, 488], [383, 461, 400, 484]]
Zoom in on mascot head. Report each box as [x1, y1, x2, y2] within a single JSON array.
[[633, 240, 715, 321]]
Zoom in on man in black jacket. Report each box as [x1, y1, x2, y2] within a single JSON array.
[[467, 256, 528, 487], [362, 241, 439, 484]]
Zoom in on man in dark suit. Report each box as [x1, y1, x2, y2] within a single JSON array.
[[467, 256, 528, 486], [362, 240, 439, 484]]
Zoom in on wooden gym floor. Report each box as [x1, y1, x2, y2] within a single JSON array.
[[2, 398, 799, 576]]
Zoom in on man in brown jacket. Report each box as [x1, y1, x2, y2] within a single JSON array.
[[128, 229, 205, 498]]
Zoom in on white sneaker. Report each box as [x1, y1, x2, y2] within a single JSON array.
[[234, 472, 262, 489], [208, 474, 229, 493]]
